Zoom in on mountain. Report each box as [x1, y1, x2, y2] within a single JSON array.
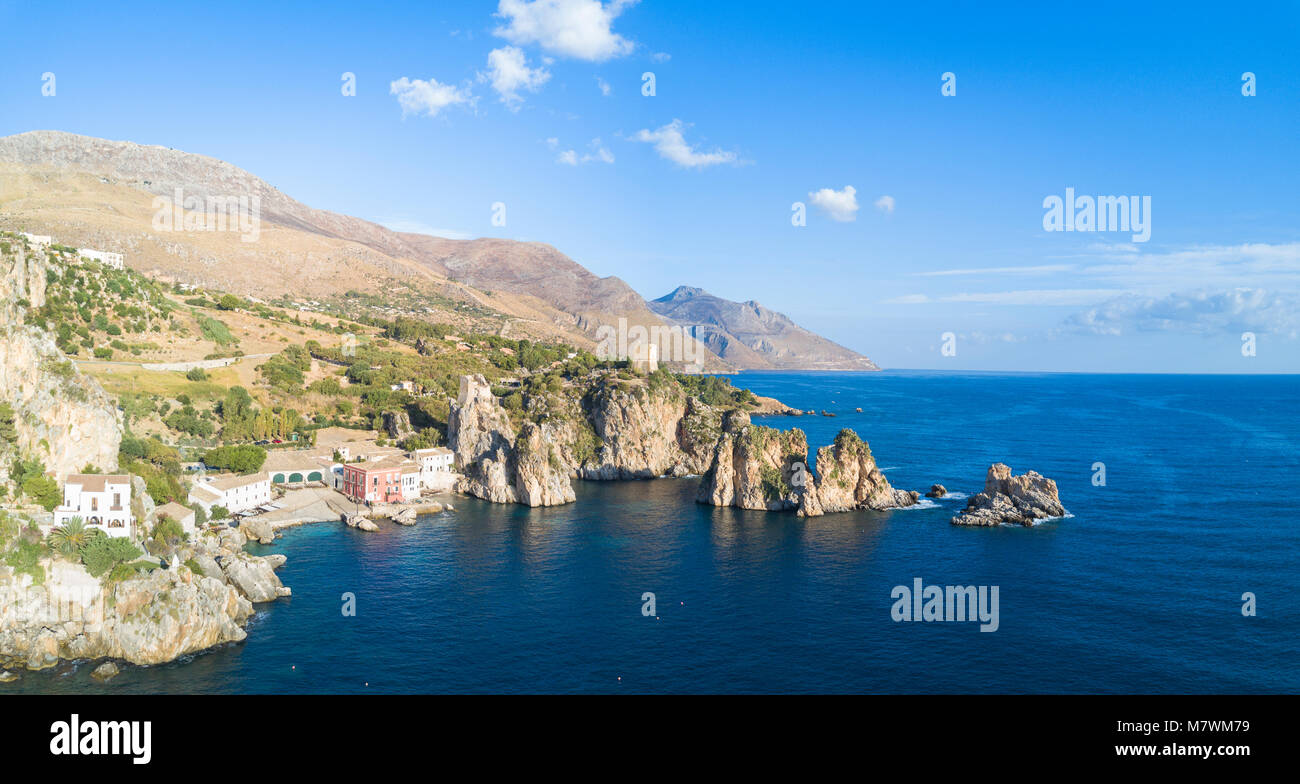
[[0, 131, 876, 370], [649, 286, 879, 371]]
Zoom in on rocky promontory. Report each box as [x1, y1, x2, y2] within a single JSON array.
[[0, 526, 289, 671], [695, 411, 812, 511], [951, 463, 1067, 527]]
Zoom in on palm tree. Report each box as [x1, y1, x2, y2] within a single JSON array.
[[47, 516, 93, 556]]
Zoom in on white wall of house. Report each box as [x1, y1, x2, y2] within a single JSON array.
[[53, 475, 133, 539], [189, 476, 271, 515]]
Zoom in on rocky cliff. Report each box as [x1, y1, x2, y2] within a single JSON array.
[[951, 463, 1067, 526], [0, 527, 288, 670], [695, 412, 814, 511], [804, 430, 920, 515], [0, 246, 122, 481], [579, 377, 721, 479], [447, 374, 575, 506], [696, 424, 918, 517]]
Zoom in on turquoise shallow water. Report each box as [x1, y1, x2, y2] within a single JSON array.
[[9, 371, 1298, 693]]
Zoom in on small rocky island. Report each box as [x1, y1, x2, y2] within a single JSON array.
[[951, 464, 1068, 527]]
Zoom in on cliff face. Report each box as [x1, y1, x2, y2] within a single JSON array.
[[448, 373, 737, 507], [513, 422, 577, 506], [0, 247, 122, 481], [447, 374, 575, 506], [696, 412, 814, 512], [804, 430, 919, 515], [0, 527, 288, 670], [579, 378, 719, 479], [696, 424, 918, 517], [446, 373, 917, 516], [951, 463, 1066, 526]]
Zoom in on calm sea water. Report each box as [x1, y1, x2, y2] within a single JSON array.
[[10, 371, 1299, 694]]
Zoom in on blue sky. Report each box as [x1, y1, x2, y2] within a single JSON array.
[[2, 0, 1298, 372]]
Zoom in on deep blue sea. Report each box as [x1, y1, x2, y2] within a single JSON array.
[[11, 371, 1299, 693]]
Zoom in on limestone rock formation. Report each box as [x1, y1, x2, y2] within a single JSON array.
[[696, 413, 813, 512], [91, 661, 120, 681], [513, 422, 577, 506], [0, 247, 122, 481], [382, 409, 414, 440], [579, 378, 719, 479], [801, 430, 919, 516], [926, 484, 947, 498], [951, 464, 1067, 527], [220, 551, 291, 602], [0, 528, 289, 670], [448, 374, 573, 506]]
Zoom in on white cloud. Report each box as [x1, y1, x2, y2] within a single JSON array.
[[631, 119, 739, 168], [914, 264, 1073, 277], [596, 76, 612, 96], [885, 289, 1121, 306], [552, 137, 614, 165], [650, 52, 671, 62], [390, 77, 473, 118], [482, 46, 551, 108], [874, 195, 895, 214], [1064, 288, 1300, 337], [808, 186, 859, 222], [494, 0, 638, 62]]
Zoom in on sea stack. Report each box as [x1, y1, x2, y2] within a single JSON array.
[[951, 464, 1066, 526]]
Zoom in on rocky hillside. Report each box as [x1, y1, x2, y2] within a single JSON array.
[[649, 286, 880, 371], [0, 131, 875, 371], [0, 243, 121, 481]]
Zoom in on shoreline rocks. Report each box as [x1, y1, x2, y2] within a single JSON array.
[[926, 484, 947, 498], [951, 464, 1067, 527], [0, 526, 290, 672]]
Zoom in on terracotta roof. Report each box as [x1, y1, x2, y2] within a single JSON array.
[[64, 474, 131, 493], [152, 502, 194, 522]]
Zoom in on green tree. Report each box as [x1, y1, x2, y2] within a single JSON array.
[[47, 516, 95, 556], [23, 474, 61, 511], [79, 536, 143, 578]]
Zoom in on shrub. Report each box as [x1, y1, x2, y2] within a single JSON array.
[[4, 538, 46, 584], [186, 367, 208, 381], [151, 515, 185, 545], [201, 444, 267, 474], [22, 474, 62, 511], [79, 536, 143, 578]]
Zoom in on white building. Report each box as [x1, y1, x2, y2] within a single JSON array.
[[412, 447, 456, 492], [400, 465, 421, 501], [78, 248, 124, 270], [20, 233, 51, 248], [189, 472, 271, 516], [53, 474, 134, 539], [150, 502, 198, 537]]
